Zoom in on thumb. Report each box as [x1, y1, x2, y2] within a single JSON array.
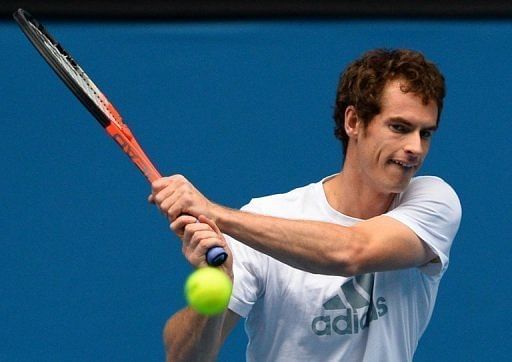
[[198, 215, 222, 236]]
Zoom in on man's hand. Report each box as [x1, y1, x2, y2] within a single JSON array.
[[148, 175, 232, 275], [173, 214, 233, 280], [148, 175, 217, 224]]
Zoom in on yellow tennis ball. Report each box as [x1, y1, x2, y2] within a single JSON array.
[[184, 267, 233, 316]]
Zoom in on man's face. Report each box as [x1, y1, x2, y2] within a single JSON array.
[[353, 79, 438, 193]]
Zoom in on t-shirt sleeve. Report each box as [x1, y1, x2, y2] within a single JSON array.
[[226, 200, 269, 318], [385, 177, 462, 277]]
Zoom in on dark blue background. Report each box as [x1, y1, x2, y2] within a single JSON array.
[[1, 19, 510, 361]]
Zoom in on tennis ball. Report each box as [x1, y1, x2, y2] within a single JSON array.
[[185, 267, 232, 316]]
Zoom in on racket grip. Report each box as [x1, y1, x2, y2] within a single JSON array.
[[206, 246, 228, 266]]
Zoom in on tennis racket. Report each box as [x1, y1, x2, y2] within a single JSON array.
[[13, 8, 227, 267]]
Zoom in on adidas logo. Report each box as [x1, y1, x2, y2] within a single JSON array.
[[311, 273, 388, 336]]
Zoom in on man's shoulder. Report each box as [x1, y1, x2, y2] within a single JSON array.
[[241, 179, 321, 216], [395, 175, 461, 216], [404, 176, 459, 199], [409, 175, 448, 186]]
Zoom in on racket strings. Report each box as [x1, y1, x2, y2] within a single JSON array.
[[28, 20, 120, 125]]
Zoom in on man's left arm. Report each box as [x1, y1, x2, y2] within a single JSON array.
[[151, 176, 437, 277], [213, 208, 435, 276]]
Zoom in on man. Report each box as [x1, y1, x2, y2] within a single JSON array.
[[150, 48, 462, 361]]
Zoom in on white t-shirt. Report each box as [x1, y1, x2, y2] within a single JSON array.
[[226, 175, 462, 362]]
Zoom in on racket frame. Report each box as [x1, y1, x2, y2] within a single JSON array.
[[13, 8, 161, 182]]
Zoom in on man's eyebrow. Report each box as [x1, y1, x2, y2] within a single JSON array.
[[388, 117, 438, 131]]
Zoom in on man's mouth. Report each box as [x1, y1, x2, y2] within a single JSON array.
[[390, 159, 418, 170]]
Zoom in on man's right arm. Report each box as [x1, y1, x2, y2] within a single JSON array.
[[150, 187, 241, 361], [163, 307, 240, 362]]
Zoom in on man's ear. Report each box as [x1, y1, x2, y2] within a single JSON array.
[[344, 105, 360, 140]]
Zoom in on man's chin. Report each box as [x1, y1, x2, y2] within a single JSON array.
[[385, 174, 415, 194]]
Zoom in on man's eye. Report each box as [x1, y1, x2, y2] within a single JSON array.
[[420, 130, 433, 139], [390, 124, 407, 132]]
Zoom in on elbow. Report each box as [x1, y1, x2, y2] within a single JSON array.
[[332, 251, 364, 278], [163, 319, 175, 361], [327, 228, 368, 277], [163, 319, 188, 362]]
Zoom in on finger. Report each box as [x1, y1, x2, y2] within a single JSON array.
[[151, 176, 172, 193], [165, 204, 185, 223], [170, 215, 197, 238], [170, 214, 198, 234], [189, 236, 227, 264], [160, 184, 198, 221], [154, 185, 178, 207], [150, 177, 176, 209], [160, 188, 184, 218], [183, 222, 214, 244], [169, 174, 188, 182], [153, 174, 187, 192], [189, 230, 220, 249], [181, 228, 219, 263]]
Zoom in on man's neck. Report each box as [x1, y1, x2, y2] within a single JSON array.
[[323, 170, 396, 220]]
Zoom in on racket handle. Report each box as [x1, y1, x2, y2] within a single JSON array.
[[206, 246, 228, 266]]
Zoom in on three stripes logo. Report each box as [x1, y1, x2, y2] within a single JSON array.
[[311, 273, 388, 336]]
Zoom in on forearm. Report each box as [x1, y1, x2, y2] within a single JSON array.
[[215, 206, 363, 276], [163, 307, 227, 362]]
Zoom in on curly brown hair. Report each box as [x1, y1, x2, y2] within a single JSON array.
[[333, 49, 446, 156]]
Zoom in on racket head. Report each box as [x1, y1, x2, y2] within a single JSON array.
[[13, 9, 161, 182], [13, 8, 120, 129]]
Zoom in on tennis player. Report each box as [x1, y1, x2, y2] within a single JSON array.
[[150, 48, 462, 361]]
